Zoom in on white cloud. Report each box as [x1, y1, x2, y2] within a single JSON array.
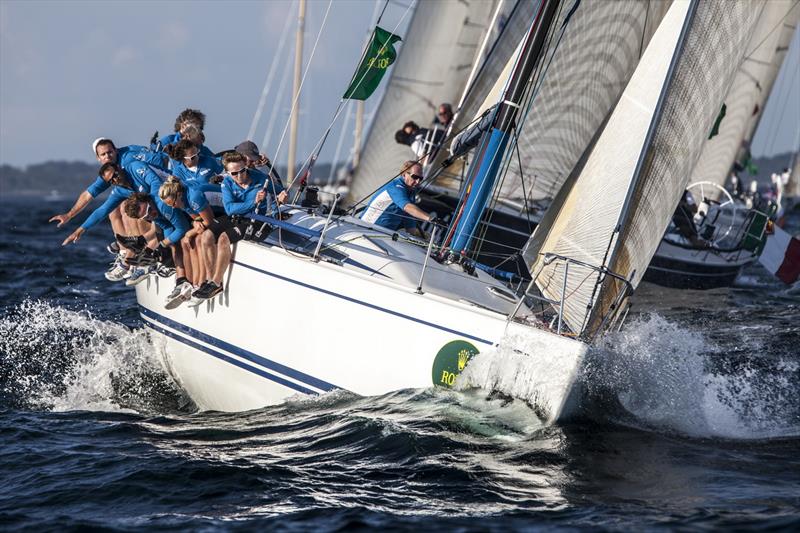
[[157, 22, 190, 51], [112, 46, 141, 68]]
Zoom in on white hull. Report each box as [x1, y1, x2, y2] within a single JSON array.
[[135, 213, 587, 422]]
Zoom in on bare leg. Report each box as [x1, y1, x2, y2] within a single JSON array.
[[201, 230, 217, 282], [172, 244, 185, 279], [213, 233, 232, 285], [181, 239, 194, 284]]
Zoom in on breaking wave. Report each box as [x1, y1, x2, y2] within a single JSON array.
[[0, 299, 191, 413], [586, 314, 800, 439]]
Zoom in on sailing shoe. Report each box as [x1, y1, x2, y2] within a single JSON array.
[[104, 260, 130, 282], [107, 241, 121, 255], [125, 266, 152, 286], [188, 281, 223, 306], [155, 263, 176, 278], [164, 281, 194, 310]]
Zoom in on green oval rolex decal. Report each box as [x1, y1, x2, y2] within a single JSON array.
[[432, 340, 479, 388]]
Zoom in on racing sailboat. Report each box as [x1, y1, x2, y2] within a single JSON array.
[[135, 0, 762, 421]]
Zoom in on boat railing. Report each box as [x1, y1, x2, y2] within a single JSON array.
[[508, 253, 634, 338]]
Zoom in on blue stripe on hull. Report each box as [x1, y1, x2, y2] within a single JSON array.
[[139, 306, 338, 394], [232, 260, 495, 346]]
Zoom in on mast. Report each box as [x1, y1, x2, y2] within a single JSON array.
[[448, 0, 560, 253], [288, 0, 306, 182], [353, 101, 364, 168]]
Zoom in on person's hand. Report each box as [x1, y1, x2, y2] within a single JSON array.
[[255, 189, 267, 204], [193, 219, 206, 234], [256, 154, 270, 167], [428, 215, 445, 227], [276, 190, 288, 205], [49, 213, 70, 228], [62, 227, 84, 245], [209, 174, 224, 184]]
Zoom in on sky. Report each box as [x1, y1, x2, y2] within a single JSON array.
[[1, 0, 799, 171]]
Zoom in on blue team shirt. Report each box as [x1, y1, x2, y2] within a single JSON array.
[[221, 169, 284, 216], [170, 154, 223, 186], [80, 186, 135, 230], [158, 132, 215, 158], [87, 160, 166, 198], [177, 183, 211, 217], [150, 196, 191, 244], [360, 176, 415, 230]]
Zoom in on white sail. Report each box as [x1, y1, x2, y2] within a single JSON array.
[[525, 0, 764, 336], [479, 0, 674, 205], [690, 1, 797, 195], [742, 5, 800, 148], [346, 0, 498, 204]]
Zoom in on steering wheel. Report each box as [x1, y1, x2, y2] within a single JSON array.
[[685, 181, 739, 244]]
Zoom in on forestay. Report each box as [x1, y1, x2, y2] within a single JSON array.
[[346, 0, 497, 205], [690, 1, 795, 196], [524, 0, 764, 337]]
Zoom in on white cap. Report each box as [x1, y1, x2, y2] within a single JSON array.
[[92, 137, 111, 154]]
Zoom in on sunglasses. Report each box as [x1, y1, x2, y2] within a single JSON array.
[[142, 202, 152, 219], [229, 168, 248, 177], [408, 173, 424, 181], [183, 152, 200, 160], [107, 170, 122, 183]]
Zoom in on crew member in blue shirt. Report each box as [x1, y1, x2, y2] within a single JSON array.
[[158, 109, 214, 158], [170, 139, 224, 186], [49, 138, 167, 236], [61, 162, 165, 247], [190, 152, 287, 303], [123, 192, 192, 307], [360, 161, 435, 236], [157, 176, 216, 288]]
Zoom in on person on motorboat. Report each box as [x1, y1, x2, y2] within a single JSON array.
[[49, 138, 167, 242], [359, 161, 438, 238], [123, 192, 191, 301], [188, 152, 288, 305], [157, 108, 215, 158]]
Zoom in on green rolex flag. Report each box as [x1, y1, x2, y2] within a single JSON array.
[[343, 26, 401, 100]]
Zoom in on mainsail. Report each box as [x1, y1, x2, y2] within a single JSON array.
[[690, 1, 798, 194], [524, 0, 764, 336], [346, 0, 498, 205]]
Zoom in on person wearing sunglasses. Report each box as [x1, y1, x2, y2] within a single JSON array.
[[169, 139, 224, 187], [187, 152, 288, 304], [49, 137, 167, 242], [359, 161, 439, 237], [157, 108, 215, 158]]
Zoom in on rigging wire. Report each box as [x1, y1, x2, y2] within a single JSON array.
[[265, 0, 335, 186], [247, 11, 294, 142], [285, 0, 415, 190]]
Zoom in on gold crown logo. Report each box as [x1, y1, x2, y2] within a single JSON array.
[[458, 349, 470, 371]]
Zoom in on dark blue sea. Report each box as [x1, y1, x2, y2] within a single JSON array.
[[1, 196, 799, 530]]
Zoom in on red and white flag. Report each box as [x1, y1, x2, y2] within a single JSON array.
[[758, 225, 800, 284]]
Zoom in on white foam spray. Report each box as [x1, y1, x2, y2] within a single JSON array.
[[0, 299, 188, 413], [588, 314, 799, 439]]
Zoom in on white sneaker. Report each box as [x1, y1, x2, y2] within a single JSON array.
[[164, 281, 194, 310], [125, 266, 152, 286], [104, 260, 130, 282]]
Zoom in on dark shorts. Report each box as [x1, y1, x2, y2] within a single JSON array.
[[208, 216, 263, 244]]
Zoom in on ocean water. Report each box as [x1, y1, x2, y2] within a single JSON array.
[[1, 197, 799, 530]]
